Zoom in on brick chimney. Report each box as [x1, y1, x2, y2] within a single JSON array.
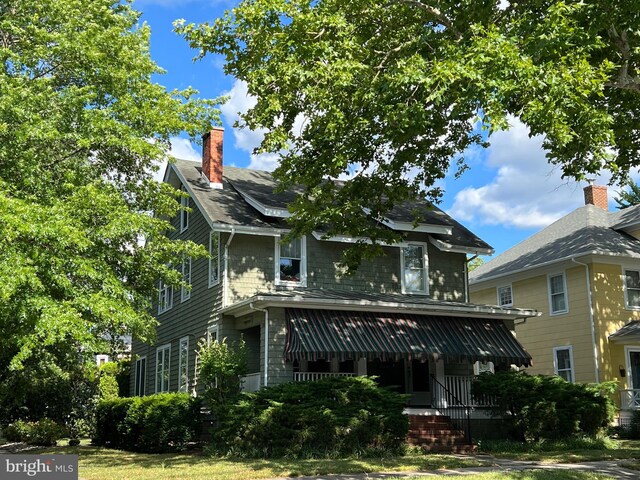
[[202, 127, 224, 189], [583, 182, 608, 210]]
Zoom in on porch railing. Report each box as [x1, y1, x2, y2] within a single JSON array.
[[430, 374, 471, 444], [240, 372, 261, 392], [621, 389, 640, 410], [444, 375, 495, 407], [294, 372, 355, 382]]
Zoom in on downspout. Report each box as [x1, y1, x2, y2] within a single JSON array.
[[223, 228, 235, 308], [464, 254, 479, 303], [572, 257, 600, 383], [250, 303, 269, 388]]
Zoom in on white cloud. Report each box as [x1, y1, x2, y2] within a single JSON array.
[[448, 118, 612, 229], [220, 80, 268, 154], [169, 136, 201, 161]]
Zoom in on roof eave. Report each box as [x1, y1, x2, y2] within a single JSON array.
[[429, 237, 494, 256]]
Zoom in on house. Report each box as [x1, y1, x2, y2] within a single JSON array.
[[469, 184, 640, 422], [130, 128, 536, 442]]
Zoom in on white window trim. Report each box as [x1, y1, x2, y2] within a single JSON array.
[[155, 344, 171, 393], [135, 356, 147, 397], [624, 346, 640, 389], [180, 185, 189, 233], [207, 325, 219, 346], [275, 235, 307, 287], [181, 256, 192, 303], [209, 231, 220, 288], [497, 284, 513, 307], [623, 268, 640, 310], [178, 337, 189, 393], [548, 272, 568, 315], [158, 279, 173, 314], [400, 242, 429, 295], [553, 345, 575, 383]]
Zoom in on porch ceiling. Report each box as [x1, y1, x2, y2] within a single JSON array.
[[283, 308, 532, 367]]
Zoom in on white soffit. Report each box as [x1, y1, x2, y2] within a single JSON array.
[[236, 188, 291, 218]]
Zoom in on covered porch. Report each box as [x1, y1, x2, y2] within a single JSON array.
[[609, 321, 640, 421]]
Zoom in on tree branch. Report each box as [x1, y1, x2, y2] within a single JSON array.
[[394, 0, 462, 40], [606, 25, 640, 92]]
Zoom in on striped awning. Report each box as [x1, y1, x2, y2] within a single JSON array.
[[284, 308, 532, 366]]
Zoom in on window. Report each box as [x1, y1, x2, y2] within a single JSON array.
[[181, 256, 191, 302], [158, 279, 173, 314], [497, 285, 513, 307], [276, 236, 306, 286], [553, 346, 575, 382], [156, 344, 171, 392], [625, 269, 640, 308], [548, 273, 567, 314], [180, 185, 189, 232], [209, 231, 220, 287], [207, 325, 218, 346], [178, 337, 189, 392], [401, 244, 428, 294], [135, 356, 146, 396]]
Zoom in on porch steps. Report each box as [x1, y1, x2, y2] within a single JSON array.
[[406, 415, 475, 453]]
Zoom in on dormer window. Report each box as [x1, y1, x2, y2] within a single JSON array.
[[276, 236, 306, 286], [401, 243, 428, 294]]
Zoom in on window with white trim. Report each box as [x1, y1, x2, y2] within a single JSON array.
[[401, 244, 428, 294], [553, 346, 575, 382], [178, 337, 189, 392], [180, 185, 189, 233], [209, 231, 220, 287], [181, 256, 191, 302], [158, 279, 173, 314], [156, 344, 171, 393], [276, 236, 306, 286], [625, 269, 640, 308], [207, 325, 218, 346], [134, 356, 146, 396], [548, 273, 567, 314], [497, 285, 513, 307]]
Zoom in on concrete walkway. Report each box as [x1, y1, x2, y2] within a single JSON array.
[[271, 456, 640, 479]]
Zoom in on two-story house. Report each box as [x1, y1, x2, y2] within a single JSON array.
[[130, 128, 536, 428], [469, 185, 640, 423]]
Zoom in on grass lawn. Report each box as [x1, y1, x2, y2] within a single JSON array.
[[402, 473, 613, 480]]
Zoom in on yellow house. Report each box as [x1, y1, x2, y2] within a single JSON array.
[[470, 185, 640, 422]]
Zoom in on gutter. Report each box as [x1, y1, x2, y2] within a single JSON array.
[[572, 257, 600, 383], [223, 228, 236, 308], [249, 302, 269, 388]]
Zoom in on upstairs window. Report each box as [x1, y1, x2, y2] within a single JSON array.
[[497, 285, 513, 307], [181, 256, 191, 302], [625, 269, 640, 308], [401, 244, 428, 294], [553, 346, 575, 382], [276, 236, 306, 286], [548, 273, 568, 314], [209, 231, 220, 287], [158, 279, 173, 314], [180, 185, 189, 232]]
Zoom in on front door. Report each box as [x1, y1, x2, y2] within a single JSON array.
[[627, 347, 640, 390]]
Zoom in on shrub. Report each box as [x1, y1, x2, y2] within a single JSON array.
[[209, 376, 408, 458], [472, 371, 615, 441], [4, 419, 66, 446], [93, 393, 202, 453], [198, 337, 248, 412]]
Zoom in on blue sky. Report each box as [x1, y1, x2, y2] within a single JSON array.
[[136, 0, 623, 258]]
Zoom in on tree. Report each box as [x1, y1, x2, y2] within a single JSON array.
[[177, 0, 640, 269], [615, 180, 640, 209], [0, 0, 219, 388]]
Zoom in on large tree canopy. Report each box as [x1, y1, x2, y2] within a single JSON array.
[[178, 0, 640, 267], [0, 0, 219, 378]]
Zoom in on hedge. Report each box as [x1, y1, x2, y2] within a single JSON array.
[[4, 419, 66, 446], [93, 393, 202, 452], [209, 376, 408, 458]]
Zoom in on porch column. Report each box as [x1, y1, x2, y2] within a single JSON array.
[[357, 357, 367, 376], [434, 358, 446, 408]]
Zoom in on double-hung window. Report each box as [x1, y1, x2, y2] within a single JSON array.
[[156, 344, 171, 393], [209, 231, 220, 287], [548, 273, 567, 314], [553, 346, 575, 382], [181, 256, 191, 302], [497, 285, 513, 307], [158, 279, 173, 314], [178, 337, 189, 393], [625, 269, 640, 309], [180, 185, 189, 232], [134, 356, 146, 396], [276, 236, 306, 286], [401, 244, 428, 294]]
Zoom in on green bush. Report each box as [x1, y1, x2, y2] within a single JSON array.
[[209, 376, 408, 458], [4, 419, 66, 446], [472, 371, 615, 442], [93, 393, 202, 452]]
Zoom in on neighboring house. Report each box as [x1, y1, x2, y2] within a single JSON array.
[[130, 128, 536, 433], [470, 185, 640, 422]]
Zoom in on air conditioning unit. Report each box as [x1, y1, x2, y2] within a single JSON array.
[[474, 361, 495, 375]]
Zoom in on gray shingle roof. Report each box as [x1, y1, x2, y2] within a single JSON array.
[[470, 204, 640, 283], [170, 158, 491, 251]]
